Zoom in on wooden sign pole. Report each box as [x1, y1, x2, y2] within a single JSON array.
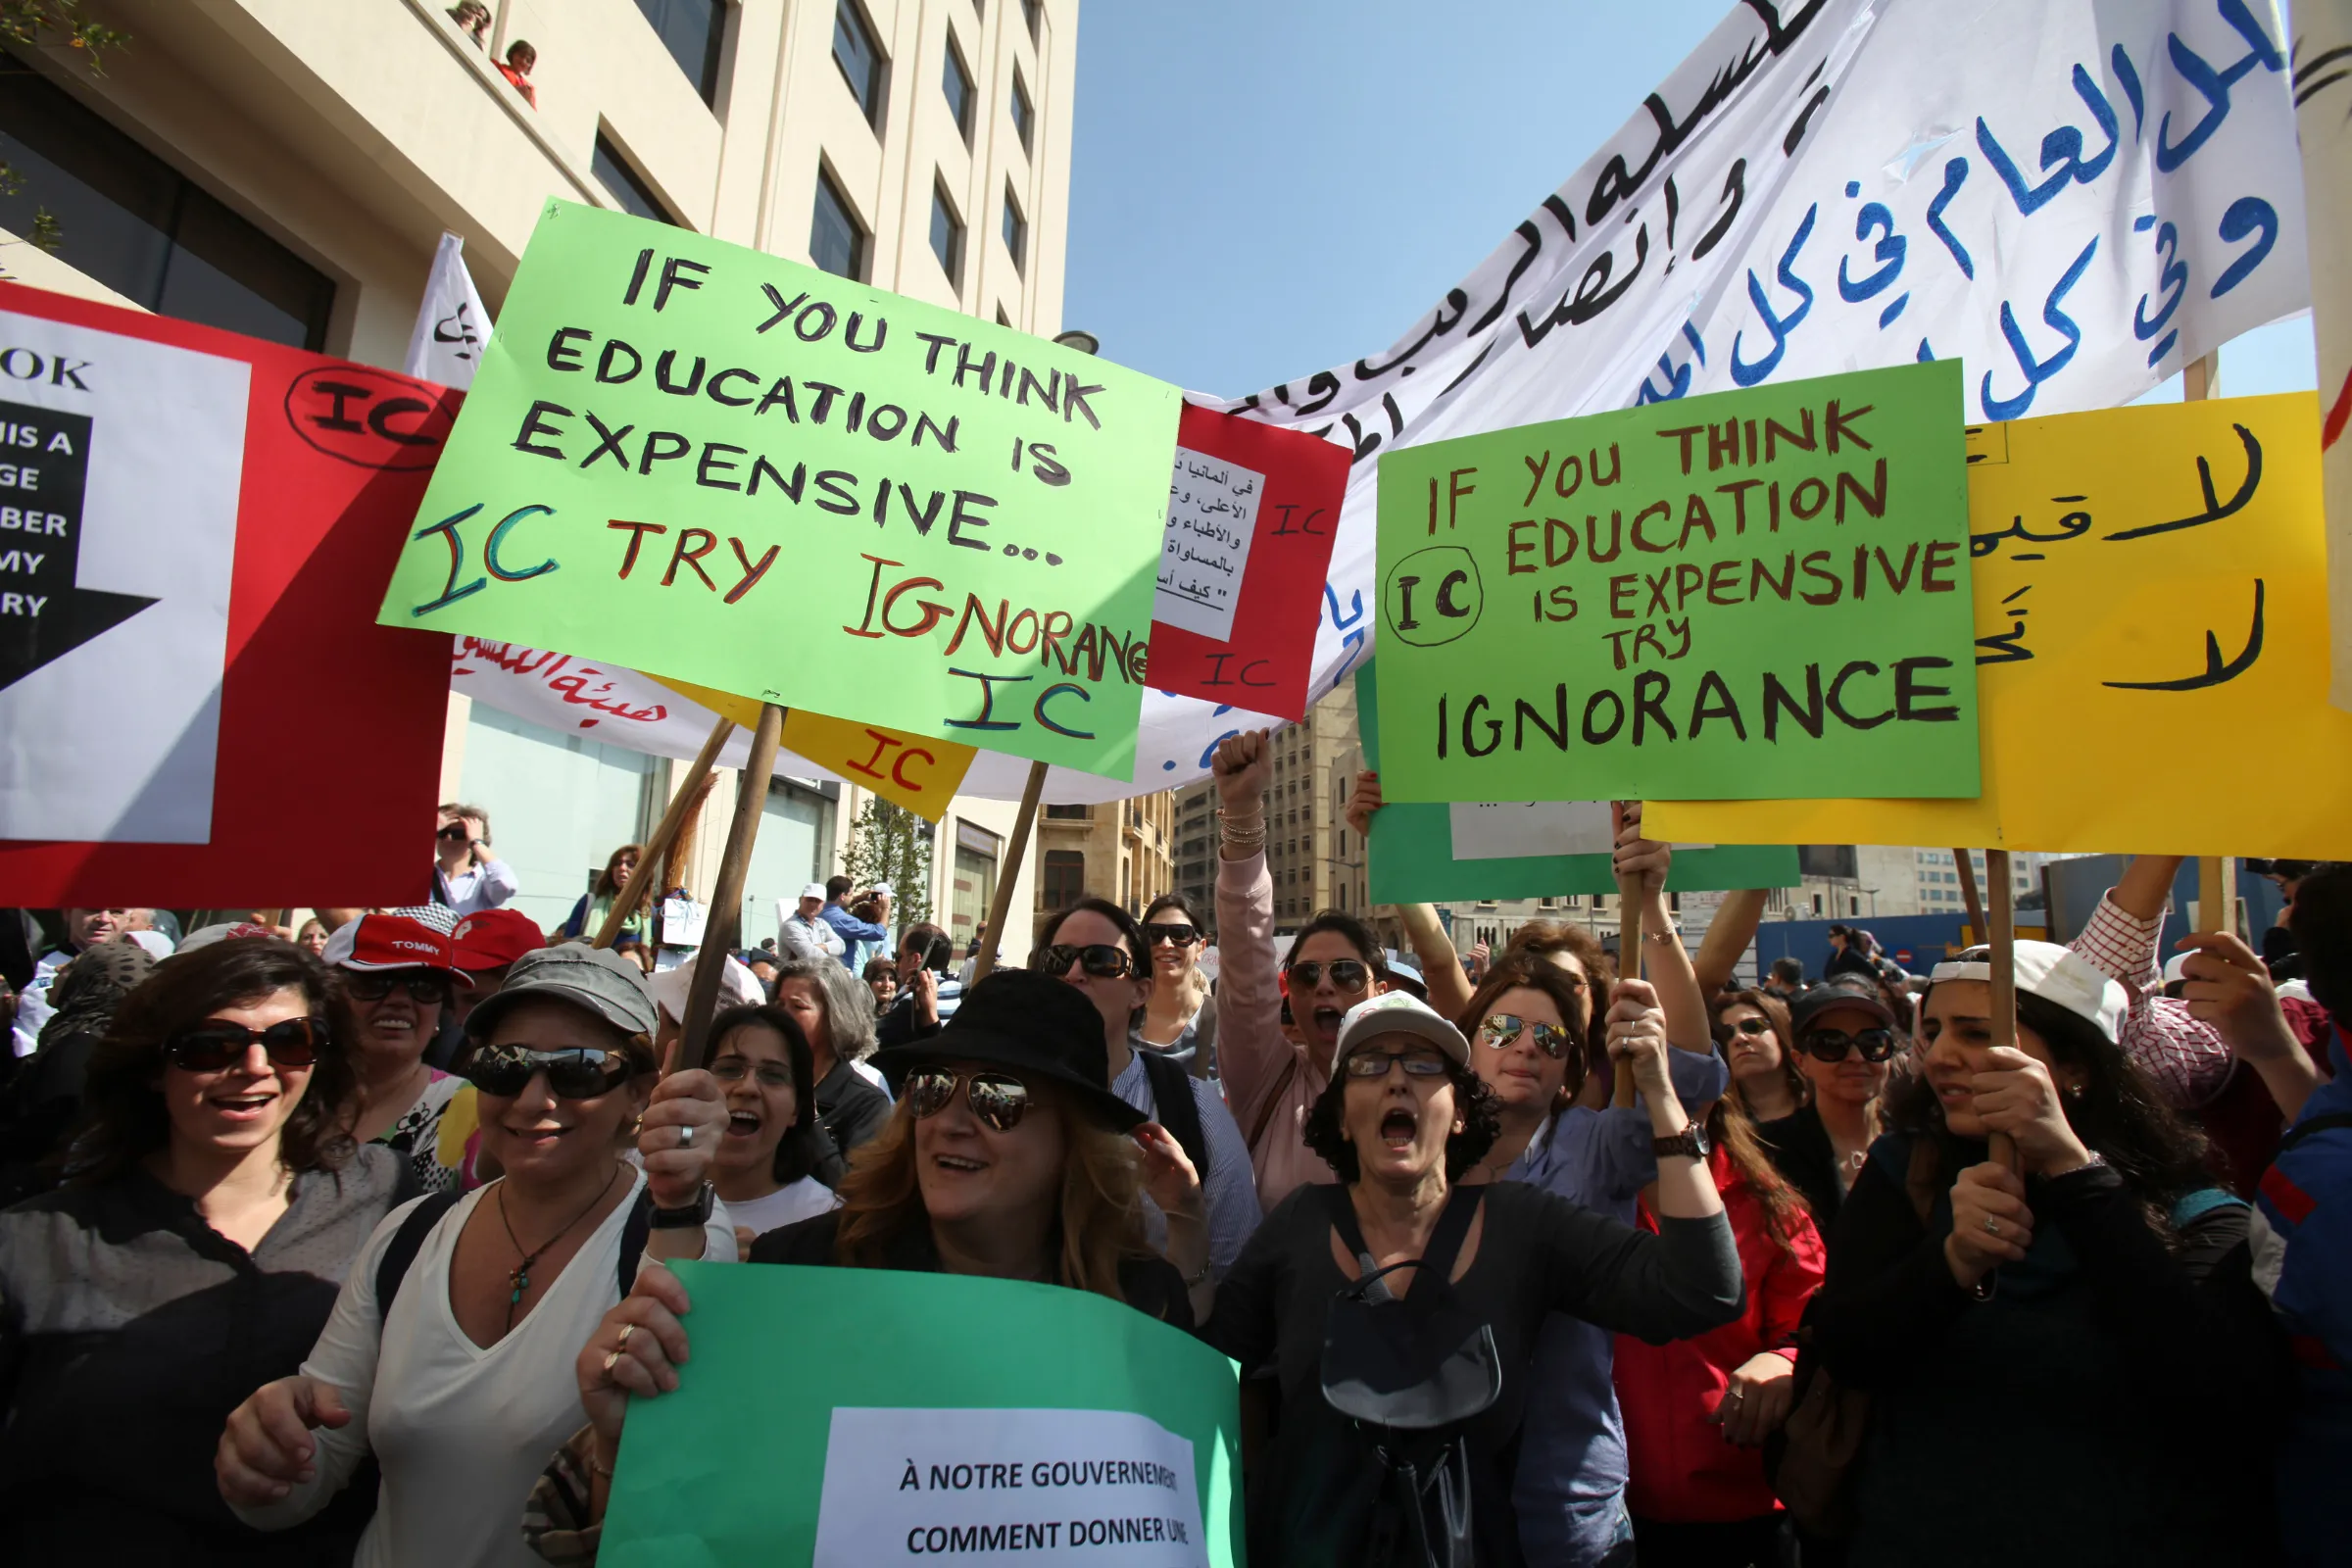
[[675, 704, 785, 1072], [595, 714, 734, 949], [969, 760, 1049, 984], [2197, 856, 2233, 939], [1953, 849, 1987, 948], [1985, 848, 2021, 1172], [1611, 802, 1644, 1108]]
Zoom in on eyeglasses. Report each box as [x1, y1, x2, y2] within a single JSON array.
[[710, 1056, 796, 1090], [1725, 1017, 1775, 1038], [345, 972, 449, 1004], [1035, 944, 1135, 980], [1803, 1027, 1898, 1064], [1145, 923, 1199, 947], [1478, 1013, 1571, 1059], [1343, 1050, 1451, 1080], [905, 1067, 1032, 1132], [464, 1045, 634, 1099], [1287, 958, 1371, 993], [437, 823, 470, 842], [166, 1017, 325, 1073]]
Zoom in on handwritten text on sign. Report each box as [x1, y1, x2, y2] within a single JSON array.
[[1373, 360, 1978, 802], [813, 1406, 1207, 1566], [1154, 447, 1262, 642], [373, 200, 1180, 779]]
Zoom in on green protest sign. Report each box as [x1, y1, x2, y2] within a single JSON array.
[[601, 1262, 1243, 1567], [1372, 360, 1977, 802], [375, 201, 1181, 777], [1358, 661, 1800, 904]]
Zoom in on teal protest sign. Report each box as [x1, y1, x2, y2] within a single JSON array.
[[601, 1262, 1243, 1567], [375, 201, 1181, 778], [1372, 360, 1977, 802], [1358, 662, 1799, 904]]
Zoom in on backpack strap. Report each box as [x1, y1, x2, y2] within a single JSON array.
[[2278, 1110, 2352, 1157], [1141, 1048, 1209, 1181], [374, 1191, 464, 1321], [1247, 1051, 1298, 1152], [616, 1187, 655, 1298], [1321, 1182, 1486, 1301]]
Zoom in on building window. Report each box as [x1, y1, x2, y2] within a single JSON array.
[[832, 0, 888, 129], [943, 33, 976, 144], [1008, 68, 1035, 153], [633, 0, 728, 105], [593, 133, 679, 224], [809, 167, 867, 279], [1022, 0, 1042, 44], [1043, 850, 1085, 910], [995, 304, 1012, 326], [929, 180, 964, 291], [0, 68, 333, 349], [1043, 804, 1090, 820], [1001, 183, 1027, 274]]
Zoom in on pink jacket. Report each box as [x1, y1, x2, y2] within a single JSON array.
[[1214, 848, 1337, 1210]]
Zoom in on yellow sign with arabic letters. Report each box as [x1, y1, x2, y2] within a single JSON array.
[[651, 676, 976, 822], [1648, 393, 2352, 858]]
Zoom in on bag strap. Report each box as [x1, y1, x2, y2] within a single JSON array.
[[1141, 1049, 1209, 1180], [375, 1191, 464, 1320], [616, 1187, 654, 1298], [2278, 1110, 2352, 1157], [1324, 1183, 1487, 1299], [1248, 1049, 1299, 1152]]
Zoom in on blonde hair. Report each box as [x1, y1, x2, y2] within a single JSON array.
[[832, 1093, 1155, 1304]]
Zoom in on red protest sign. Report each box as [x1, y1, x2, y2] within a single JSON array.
[[0, 282, 453, 906], [1145, 403, 1347, 720]]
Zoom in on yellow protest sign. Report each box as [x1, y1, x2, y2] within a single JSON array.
[[1648, 393, 2352, 858], [652, 676, 976, 821]]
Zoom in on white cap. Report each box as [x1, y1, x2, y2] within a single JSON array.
[[646, 951, 767, 1023], [1929, 941, 2127, 1043], [800, 883, 828, 903], [1331, 991, 1470, 1074]]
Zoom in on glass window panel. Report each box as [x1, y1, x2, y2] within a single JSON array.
[[632, 0, 728, 105], [810, 168, 867, 280]]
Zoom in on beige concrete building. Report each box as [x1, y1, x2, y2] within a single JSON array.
[[2, 0, 1079, 956], [1035, 789, 1176, 932]]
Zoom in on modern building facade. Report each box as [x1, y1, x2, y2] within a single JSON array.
[[4, 0, 1077, 950]]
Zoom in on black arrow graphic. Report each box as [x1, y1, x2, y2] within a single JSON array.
[[0, 398, 157, 694]]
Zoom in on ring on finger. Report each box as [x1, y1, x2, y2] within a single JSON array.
[[602, 1348, 622, 1376], [616, 1323, 636, 1350], [676, 1124, 693, 1148], [1984, 1217, 2000, 1236]]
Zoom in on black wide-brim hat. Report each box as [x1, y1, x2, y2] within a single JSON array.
[[870, 968, 1146, 1133]]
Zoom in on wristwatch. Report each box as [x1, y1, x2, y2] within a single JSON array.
[[650, 1182, 716, 1230], [1652, 1123, 1711, 1161]]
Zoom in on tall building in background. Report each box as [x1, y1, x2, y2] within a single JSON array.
[[2, 0, 1076, 954], [1034, 790, 1175, 930]]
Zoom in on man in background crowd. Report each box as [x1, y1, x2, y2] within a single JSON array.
[[818, 876, 891, 972], [430, 804, 518, 915], [778, 885, 843, 963], [1763, 956, 1807, 1000], [12, 909, 138, 1057]]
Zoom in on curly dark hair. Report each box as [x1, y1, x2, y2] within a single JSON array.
[[1301, 1054, 1502, 1184], [67, 938, 359, 1186], [1897, 984, 2212, 1211], [707, 1003, 842, 1187]]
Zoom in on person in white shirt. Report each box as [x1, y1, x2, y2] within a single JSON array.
[[775, 884, 843, 963], [215, 945, 733, 1568], [706, 1003, 842, 1257], [432, 803, 519, 915]]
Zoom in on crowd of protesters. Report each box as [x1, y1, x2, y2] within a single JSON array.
[[0, 779, 2339, 1566]]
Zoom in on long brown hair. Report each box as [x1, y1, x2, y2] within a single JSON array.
[[593, 842, 644, 900], [830, 1092, 1158, 1307], [1711, 989, 1809, 1120], [1455, 957, 1596, 1111], [1710, 1094, 1811, 1253]]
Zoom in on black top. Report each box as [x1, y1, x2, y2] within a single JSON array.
[[748, 1209, 1193, 1328], [0, 1148, 408, 1564], [1203, 1179, 1741, 1567], [1809, 1133, 2286, 1568], [812, 1058, 892, 1153], [1755, 1102, 1845, 1226]]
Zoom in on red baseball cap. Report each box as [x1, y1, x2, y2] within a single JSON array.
[[322, 912, 465, 977], [453, 908, 546, 972]]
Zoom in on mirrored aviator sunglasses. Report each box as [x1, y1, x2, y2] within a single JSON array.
[[1479, 1012, 1571, 1059], [1036, 944, 1134, 980], [165, 1016, 326, 1073], [1803, 1027, 1898, 1064], [904, 1067, 1031, 1132], [1286, 958, 1370, 992], [464, 1045, 633, 1100]]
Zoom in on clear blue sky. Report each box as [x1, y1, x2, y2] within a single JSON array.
[[1064, 1, 2316, 404]]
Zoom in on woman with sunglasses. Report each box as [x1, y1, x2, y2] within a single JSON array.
[[1804, 943, 2281, 1568], [217, 945, 731, 1568], [1204, 988, 1740, 1566], [1034, 898, 1260, 1291], [703, 1003, 841, 1257], [324, 913, 480, 1194], [770, 957, 891, 1155], [1714, 990, 1806, 1125], [525, 971, 1196, 1558], [1753, 976, 1899, 1225], [1138, 893, 1218, 1079], [0, 938, 402, 1563]]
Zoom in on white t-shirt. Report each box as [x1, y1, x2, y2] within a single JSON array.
[[717, 1176, 839, 1240], [230, 1169, 733, 1568]]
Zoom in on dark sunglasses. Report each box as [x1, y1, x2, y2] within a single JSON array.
[[166, 1016, 326, 1073], [1343, 1049, 1451, 1080], [1803, 1027, 1898, 1063], [1725, 1016, 1775, 1038], [1478, 1012, 1571, 1058], [905, 1067, 1031, 1132], [1035, 944, 1135, 980], [1287, 958, 1371, 992], [464, 1045, 634, 1099], [1145, 923, 1199, 947], [437, 823, 470, 841], [346, 972, 450, 1004]]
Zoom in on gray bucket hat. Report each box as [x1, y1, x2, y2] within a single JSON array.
[[465, 943, 660, 1040]]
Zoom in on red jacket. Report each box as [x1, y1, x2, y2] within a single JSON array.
[[1614, 1145, 1826, 1523]]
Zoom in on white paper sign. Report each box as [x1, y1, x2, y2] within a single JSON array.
[[660, 896, 708, 948], [0, 311, 247, 843], [1448, 801, 1617, 860], [1153, 447, 1263, 643], [813, 1405, 1206, 1567]]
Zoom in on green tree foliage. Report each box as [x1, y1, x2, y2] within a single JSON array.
[[2, 3, 131, 252], [842, 798, 933, 933]]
